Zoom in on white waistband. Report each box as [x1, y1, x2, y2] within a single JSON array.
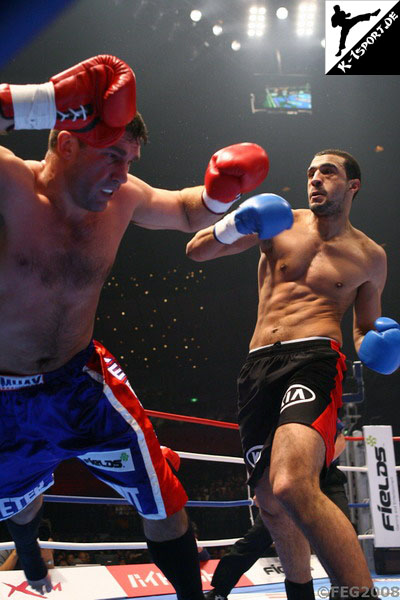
[[249, 336, 335, 353], [0, 374, 45, 390]]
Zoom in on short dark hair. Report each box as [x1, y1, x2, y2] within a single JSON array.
[[125, 111, 148, 144], [47, 111, 148, 151], [314, 148, 361, 181]]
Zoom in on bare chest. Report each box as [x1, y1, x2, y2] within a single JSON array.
[[259, 234, 368, 297], [1, 208, 121, 290]]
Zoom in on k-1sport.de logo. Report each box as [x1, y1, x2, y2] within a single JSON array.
[[325, 1, 400, 74]]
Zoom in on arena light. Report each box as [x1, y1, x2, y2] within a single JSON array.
[[231, 40, 241, 51], [212, 24, 223, 36], [276, 7, 288, 20], [247, 5, 266, 38], [296, 1, 317, 37], [190, 9, 202, 23]]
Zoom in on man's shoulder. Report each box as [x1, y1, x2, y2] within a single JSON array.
[[293, 208, 309, 219], [350, 226, 387, 271], [351, 226, 386, 255], [0, 147, 35, 193], [0, 146, 35, 173], [292, 208, 312, 227]]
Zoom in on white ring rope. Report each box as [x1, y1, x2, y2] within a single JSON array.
[[0, 539, 241, 551], [0, 533, 376, 551], [177, 450, 244, 464], [0, 444, 395, 554], [177, 451, 400, 472]]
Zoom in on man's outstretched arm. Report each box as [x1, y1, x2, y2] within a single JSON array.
[[187, 192, 293, 260], [129, 143, 270, 233], [186, 223, 259, 261]]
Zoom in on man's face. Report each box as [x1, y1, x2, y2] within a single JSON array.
[[306, 154, 355, 217], [67, 133, 141, 212]]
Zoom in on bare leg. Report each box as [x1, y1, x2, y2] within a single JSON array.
[[255, 470, 312, 583], [7, 495, 52, 594], [142, 506, 188, 541], [142, 508, 204, 600], [269, 423, 373, 590]]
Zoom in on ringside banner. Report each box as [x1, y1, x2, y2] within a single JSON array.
[[0, 557, 326, 598], [364, 425, 400, 547]]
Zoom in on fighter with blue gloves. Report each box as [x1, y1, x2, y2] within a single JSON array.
[[187, 147, 398, 600]]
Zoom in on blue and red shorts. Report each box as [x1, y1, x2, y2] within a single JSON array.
[[0, 341, 187, 520]]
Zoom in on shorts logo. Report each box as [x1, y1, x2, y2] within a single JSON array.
[[0, 374, 44, 390], [245, 445, 263, 468], [0, 477, 53, 519], [79, 449, 135, 472], [103, 356, 136, 394], [104, 357, 128, 382], [280, 384, 316, 413]]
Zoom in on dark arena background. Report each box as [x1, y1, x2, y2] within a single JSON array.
[[0, 0, 399, 578]]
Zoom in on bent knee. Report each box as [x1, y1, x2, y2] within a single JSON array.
[[270, 472, 319, 507]]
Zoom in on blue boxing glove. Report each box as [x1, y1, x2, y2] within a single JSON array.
[[213, 193, 293, 244], [358, 317, 400, 375]]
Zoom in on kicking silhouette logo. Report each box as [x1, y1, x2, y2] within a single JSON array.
[[325, 1, 399, 74], [280, 384, 316, 413]]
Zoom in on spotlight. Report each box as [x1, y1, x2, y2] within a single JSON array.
[[296, 2, 317, 37], [231, 40, 241, 51], [212, 24, 223, 36], [321, 38, 325, 48], [276, 7, 288, 20], [190, 9, 202, 22], [247, 5, 266, 38]]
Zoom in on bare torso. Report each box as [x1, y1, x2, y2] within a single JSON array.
[[250, 209, 379, 349], [0, 158, 133, 374]]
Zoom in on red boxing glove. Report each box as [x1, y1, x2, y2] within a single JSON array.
[[0, 55, 136, 147], [203, 143, 269, 214]]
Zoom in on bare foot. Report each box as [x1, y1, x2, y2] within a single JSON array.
[[27, 573, 53, 594]]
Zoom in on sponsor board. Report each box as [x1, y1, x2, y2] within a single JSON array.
[[364, 425, 400, 547], [246, 555, 328, 585], [0, 566, 125, 599], [0, 557, 327, 598]]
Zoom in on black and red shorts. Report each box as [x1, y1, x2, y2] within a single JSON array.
[[237, 337, 346, 485]]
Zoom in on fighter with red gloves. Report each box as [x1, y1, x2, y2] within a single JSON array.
[[0, 56, 275, 598]]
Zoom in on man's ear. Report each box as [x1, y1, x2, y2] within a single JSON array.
[[349, 178, 361, 193], [56, 131, 81, 160]]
